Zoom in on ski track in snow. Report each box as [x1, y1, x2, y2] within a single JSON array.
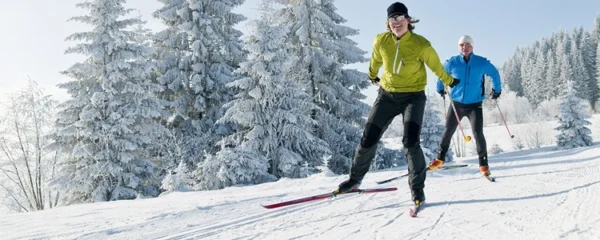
[[2, 143, 600, 239]]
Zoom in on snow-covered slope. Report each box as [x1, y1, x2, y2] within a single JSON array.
[[2, 118, 600, 240]]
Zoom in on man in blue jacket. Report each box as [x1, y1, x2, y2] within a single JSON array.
[[429, 35, 501, 177]]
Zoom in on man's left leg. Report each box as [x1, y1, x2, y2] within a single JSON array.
[[400, 92, 427, 203], [467, 103, 490, 176]]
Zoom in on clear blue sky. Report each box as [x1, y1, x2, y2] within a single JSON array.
[[1, 0, 599, 105]]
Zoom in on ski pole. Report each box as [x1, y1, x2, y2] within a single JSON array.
[[445, 87, 471, 142], [443, 95, 447, 119], [495, 99, 514, 138]]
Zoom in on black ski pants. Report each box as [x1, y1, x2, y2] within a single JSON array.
[[438, 101, 488, 166], [349, 88, 427, 190]]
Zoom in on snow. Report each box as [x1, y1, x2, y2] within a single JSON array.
[[2, 116, 600, 239]]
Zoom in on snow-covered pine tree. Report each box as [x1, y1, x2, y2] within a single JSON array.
[[591, 14, 600, 45], [501, 51, 523, 96], [557, 52, 574, 97], [420, 95, 454, 163], [555, 81, 594, 149], [554, 31, 572, 97], [526, 45, 547, 105], [597, 42, 600, 108], [371, 140, 405, 170], [132, 14, 154, 45], [51, 0, 167, 203], [152, 0, 200, 181], [544, 50, 559, 100], [519, 48, 536, 100], [198, 147, 276, 190], [590, 15, 600, 111], [569, 36, 591, 102], [201, 0, 330, 186], [159, 159, 192, 194], [152, 0, 247, 172], [579, 31, 598, 111], [273, 0, 370, 175]]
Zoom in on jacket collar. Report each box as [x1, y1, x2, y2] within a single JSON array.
[[460, 52, 474, 64], [390, 30, 412, 43]]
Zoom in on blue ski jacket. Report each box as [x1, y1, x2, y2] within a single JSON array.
[[436, 53, 502, 104]]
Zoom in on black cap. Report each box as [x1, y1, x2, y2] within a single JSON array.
[[387, 2, 408, 18]]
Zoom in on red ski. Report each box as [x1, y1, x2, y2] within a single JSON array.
[[261, 187, 398, 209]]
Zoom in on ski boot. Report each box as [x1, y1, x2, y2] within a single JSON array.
[[337, 179, 361, 193], [428, 158, 445, 170], [480, 166, 491, 177], [410, 189, 425, 217], [480, 166, 496, 182]]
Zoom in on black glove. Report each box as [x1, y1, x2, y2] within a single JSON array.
[[491, 90, 501, 99], [438, 89, 446, 98], [370, 77, 380, 85], [449, 78, 460, 88]]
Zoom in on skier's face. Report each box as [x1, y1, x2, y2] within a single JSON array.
[[459, 42, 473, 56], [388, 14, 408, 36]]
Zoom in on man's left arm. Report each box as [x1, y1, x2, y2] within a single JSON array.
[[422, 45, 455, 87], [485, 60, 502, 93]]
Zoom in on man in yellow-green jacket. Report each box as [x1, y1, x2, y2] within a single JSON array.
[[337, 2, 459, 205]]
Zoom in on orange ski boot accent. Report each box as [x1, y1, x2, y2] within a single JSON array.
[[480, 166, 491, 177], [428, 159, 445, 170]]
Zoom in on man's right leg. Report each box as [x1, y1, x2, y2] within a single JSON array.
[[430, 102, 461, 169], [338, 89, 400, 192], [467, 103, 491, 176]]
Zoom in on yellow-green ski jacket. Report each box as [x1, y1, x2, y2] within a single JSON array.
[[369, 31, 455, 92]]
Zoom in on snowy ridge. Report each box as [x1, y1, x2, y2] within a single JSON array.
[[2, 141, 600, 239], [2, 115, 600, 239]]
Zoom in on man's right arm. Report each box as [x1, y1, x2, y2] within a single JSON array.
[[368, 35, 383, 80]]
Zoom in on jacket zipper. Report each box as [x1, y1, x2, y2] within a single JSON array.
[[392, 38, 401, 74], [466, 66, 471, 85], [462, 65, 469, 103]]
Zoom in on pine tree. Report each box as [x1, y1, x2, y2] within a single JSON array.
[[152, 0, 247, 171], [597, 43, 600, 109], [159, 159, 192, 194], [592, 16, 600, 110], [570, 37, 590, 101], [520, 49, 536, 100], [579, 31, 598, 111], [501, 51, 523, 96], [544, 50, 559, 101], [546, 29, 572, 98], [526, 46, 547, 105], [502, 18, 600, 107], [557, 52, 574, 97], [591, 14, 600, 44], [555, 81, 594, 149], [273, 0, 370, 174], [371, 141, 406, 170], [152, 0, 201, 178], [420, 95, 454, 162], [51, 0, 167, 203], [555, 29, 571, 56], [197, 148, 275, 190], [200, 0, 329, 187]]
